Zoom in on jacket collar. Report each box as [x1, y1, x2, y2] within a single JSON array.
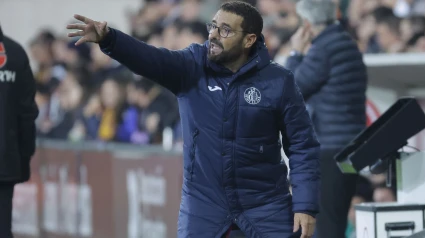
[[205, 34, 271, 76], [312, 22, 343, 44]]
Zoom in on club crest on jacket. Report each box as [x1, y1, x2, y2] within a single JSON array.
[[244, 87, 261, 105]]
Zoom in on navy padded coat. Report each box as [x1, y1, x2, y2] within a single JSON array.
[[100, 28, 321, 238], [285, 23, 367, 150]]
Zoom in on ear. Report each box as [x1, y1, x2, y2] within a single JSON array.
[[244, 33, 257, 49]]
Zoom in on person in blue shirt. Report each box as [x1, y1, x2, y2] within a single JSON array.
[[67, 1, 320, 237]]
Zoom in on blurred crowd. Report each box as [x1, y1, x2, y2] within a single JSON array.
[[32, 32, 180, 145], [30, 0, 425, 146]]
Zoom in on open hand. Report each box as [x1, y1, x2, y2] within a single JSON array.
[[66, 14, 109, 46], [290, 26, 311, 53], [293, 213, 316, 238]]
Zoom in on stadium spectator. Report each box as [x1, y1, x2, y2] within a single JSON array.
[[375, 11, 405, 53], [38, 70, 85, 139], [115, 80, 141, 143], [133, 79, 180, 144], [85, 78, 126, 141], [346, 176, 375, 238], [89, 44, 133, 91], [176, 21, 209, 49], [373, 184, 397, 202]]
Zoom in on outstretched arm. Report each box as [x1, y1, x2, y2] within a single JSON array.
[[67, 14, 200, 94], [99, 28, 199, 94]]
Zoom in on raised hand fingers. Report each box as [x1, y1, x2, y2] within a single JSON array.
[[68, 30, 85, 38], [74, 14, 93, 24], [66, 23, 86, 31], [301, 222, 308, 238], [74, 37, 87, 46], [308, 223, 315, 237], [293, 217, 300, 233], [301, 222, 314, 238]]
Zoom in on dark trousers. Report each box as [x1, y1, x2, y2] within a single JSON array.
[[314, 149, 358, 238], [0, 184, 14, 238]]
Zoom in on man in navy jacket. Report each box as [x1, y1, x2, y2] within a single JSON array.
[[68, 1, 320, 237], [285, 1, 367, 237]]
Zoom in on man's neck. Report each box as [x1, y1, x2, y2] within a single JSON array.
[[311, 25, 327, 39], [223, 54, 250, 73]]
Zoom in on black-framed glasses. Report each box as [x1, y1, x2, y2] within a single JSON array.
[[206, 22, 248, 38]]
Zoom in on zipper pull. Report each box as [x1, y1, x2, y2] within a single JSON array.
[[259, 145, 263, 153]]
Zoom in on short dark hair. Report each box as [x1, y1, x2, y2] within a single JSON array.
[[220, 1, 263, 40], [372, 6, 394, 24], [378, 14, 401, 35], [355, 176, 374, 202], [407, 31, 425, 47], [135, 77, 156, 92]]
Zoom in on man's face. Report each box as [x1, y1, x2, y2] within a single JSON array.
[[207, 10, 247, 64], [376, 23, 398, 51], [373, 187, 396, 202]]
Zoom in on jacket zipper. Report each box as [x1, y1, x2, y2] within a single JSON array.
[[227, 56, 259, 87], [190, 128, 199, 181]]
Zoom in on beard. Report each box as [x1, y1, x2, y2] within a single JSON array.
[[207, 38, 244, 65]]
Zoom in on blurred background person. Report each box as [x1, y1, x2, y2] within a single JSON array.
[[284, 0, 368, 237], [375, 8, 405, 53], [373, 184, 397, 202], [115, 80, 141, 143], [346, 176, 374, 238], [37, 70, 86, 140], [0, 26, 38, 238], [132, 79, 179, 144], [116, 78, 180, 145], [84, 78, 126, 142]]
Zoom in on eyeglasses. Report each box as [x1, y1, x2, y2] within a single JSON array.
[[206, 22, 248, 38]]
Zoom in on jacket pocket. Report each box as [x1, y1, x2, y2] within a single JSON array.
[[189, 128, 199, 181], [257, 141, 282, 163], [257, 142, 289, 191], [236, 138, 282, 164], [236, 139, 287, 188]]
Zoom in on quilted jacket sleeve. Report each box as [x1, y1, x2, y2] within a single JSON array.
[[278, 71, 321, 216], [99, 28, 200, 95], [285, 47, 329, 101]]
